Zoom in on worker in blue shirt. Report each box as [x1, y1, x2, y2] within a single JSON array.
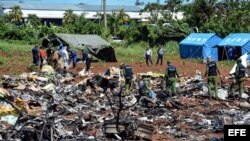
[[82, 49, 89, 62], [70, 49, 78, 69], [85, 54, 92, 72], [32, 45, 39, 66], [228, 47, 233, 60]]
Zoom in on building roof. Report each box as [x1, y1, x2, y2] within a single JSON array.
[[180, 33, 217, 46], [1, 2, 83, 11], [77, 4, 142, 12], [0, 6, 3, 15], [218, 33, 250, 47], [0, 2, 143, 12]]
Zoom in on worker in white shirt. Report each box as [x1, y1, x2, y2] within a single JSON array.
[[144, 47, 153, 66], [156, 46, 165, 66]]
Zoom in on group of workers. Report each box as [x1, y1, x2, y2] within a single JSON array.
[[120, 56, 246, 100], [32, 44, 246, 99], [32, 45, 93, 72], [144, 46, 166, 66]]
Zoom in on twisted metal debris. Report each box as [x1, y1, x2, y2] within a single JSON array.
[[0, 66, 250, 140]]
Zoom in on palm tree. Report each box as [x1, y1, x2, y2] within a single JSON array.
[[9, 5, 23, 24], [116, 9, 129, 25], [108, 11, 118, 35], [27, 14, 41, 27], [165, 0, 182, 12], [63, 9, 77, 24]]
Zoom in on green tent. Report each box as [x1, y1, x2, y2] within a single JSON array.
[[42, 33, 117, 62]]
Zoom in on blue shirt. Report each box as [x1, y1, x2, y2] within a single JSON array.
[[71, 50, 77, 58], [32, 47, 39, 58]]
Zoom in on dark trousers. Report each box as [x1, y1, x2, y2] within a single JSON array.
[[33, 57, 39, 66], [145, 55, 153, 66], [73, 57, 77, 68], [229, 78, 244, 96], [156, 54, 163, 65], [86, 62, 91, 72], [125, 78, 132, 92], [40, 58, 44, 69]]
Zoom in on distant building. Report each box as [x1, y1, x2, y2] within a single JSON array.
[[0, 1, 151, 25], [0, 3, 3, 16]]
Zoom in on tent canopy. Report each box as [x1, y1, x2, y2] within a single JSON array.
[[42, 33, 117, 62], [179, 33, 222, 61], [217, 33, 250, 59], [218, 33, 250, 47], [180, 33, 216, 45]]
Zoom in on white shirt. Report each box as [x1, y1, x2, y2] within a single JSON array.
[[158, 47, 165, 55], [145, 49, 152, 56], [60, 47, 69, 61]]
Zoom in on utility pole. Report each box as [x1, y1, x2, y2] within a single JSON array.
[[103, 0, 107, 28]]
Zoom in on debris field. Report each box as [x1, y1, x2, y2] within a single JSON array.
[[1, 65, 250, 141]]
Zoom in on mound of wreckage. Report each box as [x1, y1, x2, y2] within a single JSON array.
[[1, 65, 250, 141]]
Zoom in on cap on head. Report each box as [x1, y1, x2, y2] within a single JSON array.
[[207, 56, 212, 62], [237, 58, 242, 63], [167, 60, 172, 65]]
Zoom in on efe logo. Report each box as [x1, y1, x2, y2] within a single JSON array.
[[224, 125, 249, 141], [228, 129, 246, 136]]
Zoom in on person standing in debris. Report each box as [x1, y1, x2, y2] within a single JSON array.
[[144, 47, 153, 66], [32, 45, 39, 66], [85, 54, 92, 72], [52, 50, 60, 68], [156, 46, 165, 66], [60, 45, 69, 70], [82, 49, 88, 62], [204, 56, 221, 99], [139, 77, 150, 96], [120, 63, 134, 95], [46, 47, 54, 66], [165, 60, 179, 95], [230, 58, 245, 96], [39, 46, 47, 69], [69, 48, 78, 69]]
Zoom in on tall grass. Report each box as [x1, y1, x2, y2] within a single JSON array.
[[0, 40, 33, 53], [164, 41, 179, 57], [114, 42, 157, 62], [113, 41, 180, 62], [0, 57, 5, 66]]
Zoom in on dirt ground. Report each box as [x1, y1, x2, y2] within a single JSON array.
[[2, 56, 249, 86], [1, 53, 249, 140]]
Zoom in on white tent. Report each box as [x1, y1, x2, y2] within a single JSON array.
[[230, 53, 248, 74]]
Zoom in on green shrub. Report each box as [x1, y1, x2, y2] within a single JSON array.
[[27, 63, 37, 71], [0, 57, 5, 65], [164, 41, 179, 56]]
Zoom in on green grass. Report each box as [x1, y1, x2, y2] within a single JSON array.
[[0, 56, 5, 66], [0, 40, 33, 66], [0, 39, 235, 75], [218, 60, 235, 68], [164, 41, 179, 57], [113, 41, 180, 62], [0, 40, 33, 53]]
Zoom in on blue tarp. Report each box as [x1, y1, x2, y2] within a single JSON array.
[[179, 33, 222, 61], [218, 33, 250, 55]]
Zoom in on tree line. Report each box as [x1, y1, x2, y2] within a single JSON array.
[[0, 0, 249, 45]]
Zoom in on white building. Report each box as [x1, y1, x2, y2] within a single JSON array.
[[0, 2, 151, 25]]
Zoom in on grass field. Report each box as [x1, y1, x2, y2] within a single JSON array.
[[0, 40, 33, 70], [114, 41, 180, 62], [0, 39, 235, 75]]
